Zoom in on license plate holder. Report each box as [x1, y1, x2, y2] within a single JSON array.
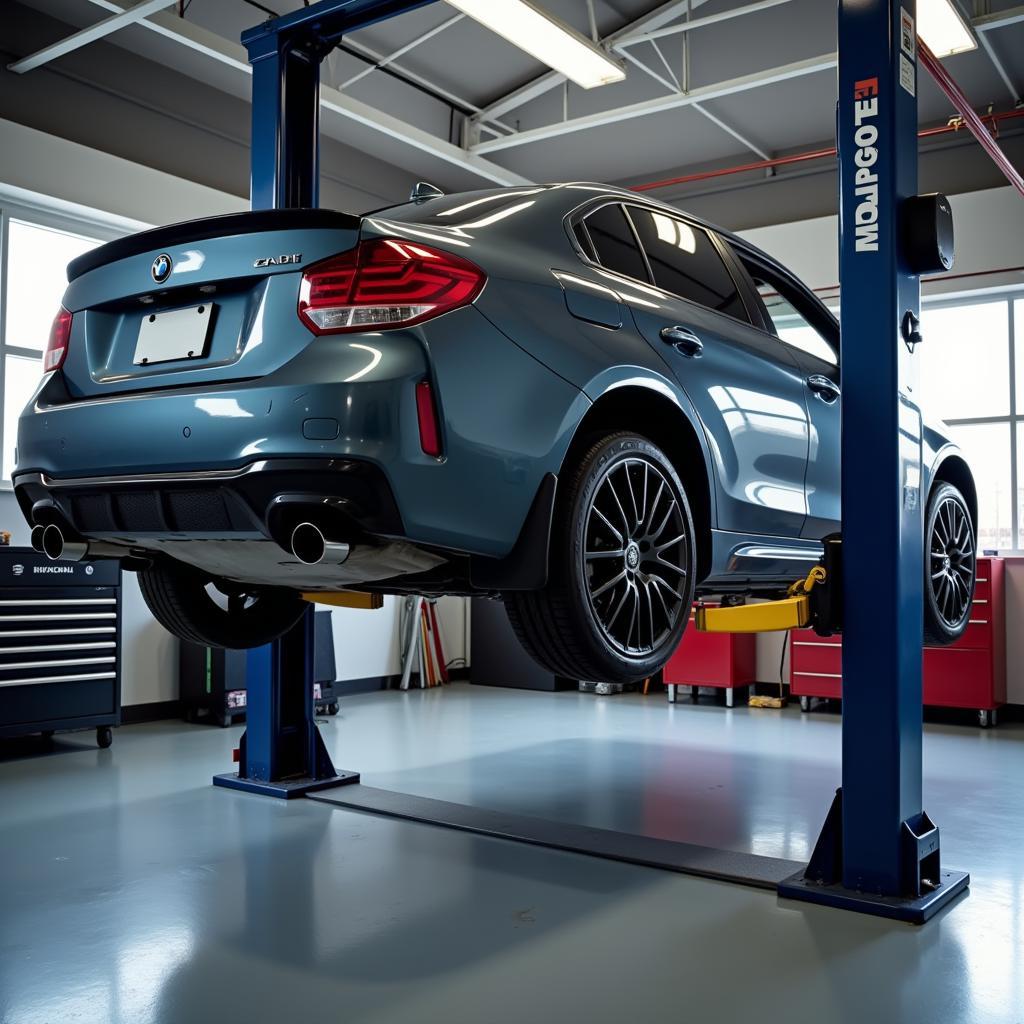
[[134, 304, 213, 366]]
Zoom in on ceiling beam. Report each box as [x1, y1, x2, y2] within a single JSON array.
[[471, 52, 838, 154], [79, 0, 531, 187], [8, 0, 176, 73], [469, 0, 715, 126], [615, 0, 794, 47], [972, 5, 1024, 31]]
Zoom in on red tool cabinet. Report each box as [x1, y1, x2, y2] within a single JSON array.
[[664, 607, 757, 707], [790, 557, 1006, 727]]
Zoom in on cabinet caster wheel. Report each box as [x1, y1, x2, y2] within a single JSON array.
[[96, 726, 113, 749], [328, 702, 340, 716], [978, 709, 997, 729], [799, 696, 811, 713]]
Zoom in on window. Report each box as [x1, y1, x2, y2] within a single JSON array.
[[1, 213, 104, 481], [749, 277, 837, 365], [580, 204, 649, 283], [916, 295, 1019, 552], [627, 207, 748, 323]]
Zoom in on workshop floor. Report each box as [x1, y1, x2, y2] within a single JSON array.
[[1, 684, 1021, 1024]]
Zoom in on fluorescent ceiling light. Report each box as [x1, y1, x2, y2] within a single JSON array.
[[917, 0, 977, 57], [445, 0, 625, 89]]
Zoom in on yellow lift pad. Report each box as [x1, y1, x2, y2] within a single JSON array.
[[301, 591, 384, 610], [695, 566, 826, 634]]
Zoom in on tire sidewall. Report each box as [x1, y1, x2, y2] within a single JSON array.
[[561, 434, 696, 681], [923, 481, 975, 645]]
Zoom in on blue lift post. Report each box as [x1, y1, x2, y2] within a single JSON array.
[[778, 0, 968, 921], [214, 0, 437, 798]]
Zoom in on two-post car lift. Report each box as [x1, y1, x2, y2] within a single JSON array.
[[215, 0, 983, 922]]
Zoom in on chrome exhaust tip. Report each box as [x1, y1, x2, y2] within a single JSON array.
[[289, 522, 349, 565], [30, 525, 45, 553], [41, 523, 88, 563]]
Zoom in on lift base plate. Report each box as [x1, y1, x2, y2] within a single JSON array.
[[214, 769, 360, 800], [778, 868, 969, 924]]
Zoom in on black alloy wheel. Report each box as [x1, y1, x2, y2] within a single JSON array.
[[505, 433, 697, 684], [923, 481, 975, 646], [584, 456, 690, 656]]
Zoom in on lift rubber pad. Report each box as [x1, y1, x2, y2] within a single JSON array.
[[309, 785, 803, 890]]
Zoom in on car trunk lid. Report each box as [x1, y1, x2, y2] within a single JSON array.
[[59, 210, 360, 398]]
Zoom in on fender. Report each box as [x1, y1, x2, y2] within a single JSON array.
[[577, 365, 720, 525]]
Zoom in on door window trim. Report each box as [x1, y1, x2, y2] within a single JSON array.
[[565, 197, 758, 329], [728, 243, 840, 365]]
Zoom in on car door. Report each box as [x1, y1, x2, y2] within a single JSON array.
[[586, 203, 810, 538], [731, 248, 842, 540]]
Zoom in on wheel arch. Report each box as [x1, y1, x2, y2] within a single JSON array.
[[562, 381, 715, 583], [930, 451, 978, 537]]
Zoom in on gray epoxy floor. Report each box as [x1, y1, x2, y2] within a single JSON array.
[[2, 684, 1022, 1024]]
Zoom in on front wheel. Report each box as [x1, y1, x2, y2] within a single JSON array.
[[923, 482, 976, 646], [506, 433, 697, 684], [138, 561, 306, 649]]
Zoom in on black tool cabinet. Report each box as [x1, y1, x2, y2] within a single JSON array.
[[0, 547, 122, 748]]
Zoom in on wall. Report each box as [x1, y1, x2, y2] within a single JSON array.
[[739, 184, 1024, 296], [0, 120, 468, 706]]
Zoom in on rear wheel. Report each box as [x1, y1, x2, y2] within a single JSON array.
[[138, 561, 306, 649], [923, 482, 975, 646], [506, 433, 696, 684]]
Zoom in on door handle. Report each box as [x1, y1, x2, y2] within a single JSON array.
[[660, 325, 704, 357], [806, 374, 841, 403]]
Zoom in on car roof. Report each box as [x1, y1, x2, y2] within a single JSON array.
[[372, 182, 791, 280]]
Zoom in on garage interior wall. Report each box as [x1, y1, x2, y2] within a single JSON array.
[[1, 117, 1020, 706], [0, 118, 468, 707]]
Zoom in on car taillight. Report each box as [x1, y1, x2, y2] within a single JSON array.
[[43, 307, 73, 372], [298, 238, 484, 335]]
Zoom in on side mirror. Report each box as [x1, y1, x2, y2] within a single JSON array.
[[903, 193, 954, 274]]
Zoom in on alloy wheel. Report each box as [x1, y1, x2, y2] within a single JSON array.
[[929, 495, 974, 629], [583, 457, 689, 656]]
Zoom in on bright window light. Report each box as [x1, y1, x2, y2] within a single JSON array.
[[917, 0, 977, 57], [446, 0, 625, 89]]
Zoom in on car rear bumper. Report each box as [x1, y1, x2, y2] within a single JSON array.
[[13, 457, 405, 547]]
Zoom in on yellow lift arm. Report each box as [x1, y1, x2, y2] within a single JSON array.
[[695, 566, 828, 633]]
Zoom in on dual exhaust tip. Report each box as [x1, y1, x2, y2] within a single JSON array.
[[289, 522, 350, 566], [31, 523, 88, 562], [31, 520, 348, 567]]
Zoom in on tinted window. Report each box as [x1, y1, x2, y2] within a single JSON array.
[[573, 222, 596, 260], [582, 204, 649, 282], [745, 265, 838, 365], [627, 207, 748, 322]]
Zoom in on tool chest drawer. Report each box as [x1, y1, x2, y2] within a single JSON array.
[[0, 548, 122, 746], [790, 557, 1006, 724]]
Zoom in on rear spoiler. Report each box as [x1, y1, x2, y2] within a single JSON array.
[[68, 208, 361, 282]]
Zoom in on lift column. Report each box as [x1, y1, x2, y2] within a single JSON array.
[[779, 0, 968, 921]]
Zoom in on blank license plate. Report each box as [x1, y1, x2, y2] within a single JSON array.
[[134, 304, 213, 366]]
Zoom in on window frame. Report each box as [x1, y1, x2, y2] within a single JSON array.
[[564, 197, 758, 329], [728, 243, 841, 366], [0, 199, 125, 489]]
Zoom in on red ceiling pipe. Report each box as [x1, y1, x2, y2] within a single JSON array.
[[918, 39, 1024, 199], [630, 109, 1024, 194]]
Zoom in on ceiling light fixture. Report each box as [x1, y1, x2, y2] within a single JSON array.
[[917, 0, 977, 57], [445, 0, 625, 89]]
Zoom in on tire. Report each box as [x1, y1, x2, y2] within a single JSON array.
[[505, 432, 697, 684], [923, 482, 976, 647], [138, 560, 306, 650]]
